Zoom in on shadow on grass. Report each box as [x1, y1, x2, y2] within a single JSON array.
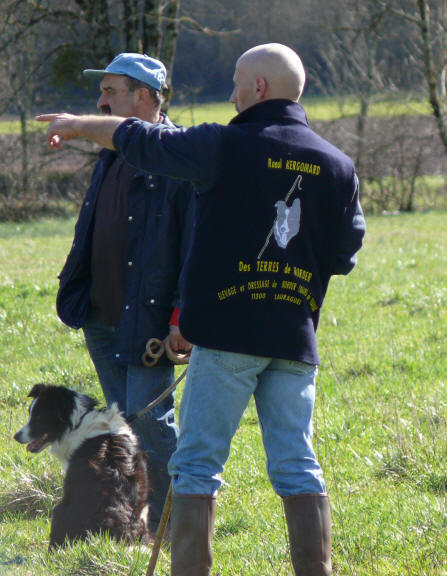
[[0, 552, 27, 570]]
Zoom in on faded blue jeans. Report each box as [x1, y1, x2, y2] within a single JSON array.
[[169, 346, 326, 497], [83, 310, 178, 527]]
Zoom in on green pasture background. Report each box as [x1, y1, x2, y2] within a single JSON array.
[[0, 93, 432, 135], [0, 98, 446, 575], [1, 212, 446, 575]]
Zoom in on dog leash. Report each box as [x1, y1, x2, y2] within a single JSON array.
[[127, 336, 190, 423], [142, 336, 190, 367], [126, 366, 187, 424]]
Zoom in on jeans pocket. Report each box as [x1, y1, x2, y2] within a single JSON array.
[[205, 348, 263, 375], [292, 361, 317, 374], [268, 358, 318, 376]]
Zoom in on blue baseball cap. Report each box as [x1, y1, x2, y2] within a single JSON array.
[[83, 53, 167, 91]]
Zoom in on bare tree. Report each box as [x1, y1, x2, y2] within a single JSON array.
[[313, 1, 395, 174], [380, 0, 447, 152], [0, 1, 66, 193], [142, 0, 162, 56], [416, 0, 447, 150], [161, 0, 181, 106], [74, 0, 113, 63]]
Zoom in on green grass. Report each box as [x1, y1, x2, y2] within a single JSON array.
[[0, 93, 432, 135], [170, 93, 432, 125], [169, 101, 236, 126], [1, 212, 447, 575], [301, 93, 431, 122]]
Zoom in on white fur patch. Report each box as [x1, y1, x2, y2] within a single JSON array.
[[51, 402, 136, 470]]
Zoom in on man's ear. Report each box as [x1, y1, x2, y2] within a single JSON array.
[[255, 77, 267, 100], [136, 86, 150, 105]]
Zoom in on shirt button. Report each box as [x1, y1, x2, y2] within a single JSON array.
[[148, 175, 153, 180], [125, 305, 130, 310], [150, 298, 155, 304], [128, 215, 133, 221], [115, 353, 120, 358], [149, 184, 155, 188], [128, 261, 133, 267], [85, 201, 90, 207]]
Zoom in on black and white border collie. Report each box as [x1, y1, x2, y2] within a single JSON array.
[[14, 384, 150, 549]]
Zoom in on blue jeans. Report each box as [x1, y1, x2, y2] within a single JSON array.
[[82, 310, 178, 525], [169, 346, 326, 497]]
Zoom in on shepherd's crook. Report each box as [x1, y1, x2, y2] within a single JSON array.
[[146, 482, 173, 576]]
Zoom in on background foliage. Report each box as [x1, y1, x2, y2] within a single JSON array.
[[0, 0, 447, 216], [0, 2, 446, 573], [1, 212, 446, 575]]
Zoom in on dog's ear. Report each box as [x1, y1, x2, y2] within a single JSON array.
[[56, 406, 73, 427], [28, 383, 46, 399], [79, 394, 99, 412], [87, 395, 99, 410], [54, 387, 79, 427]]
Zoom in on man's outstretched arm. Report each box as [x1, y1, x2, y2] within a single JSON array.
[[36, 113, 125, 150]]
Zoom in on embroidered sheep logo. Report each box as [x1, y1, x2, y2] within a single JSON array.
[[273, 198, 301, 248], [257, 174, 303, 259]]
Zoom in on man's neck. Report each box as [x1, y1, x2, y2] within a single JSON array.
[[137, 109, 161, 123]]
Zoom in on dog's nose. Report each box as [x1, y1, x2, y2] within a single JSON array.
[[14, 430, 23, 442]]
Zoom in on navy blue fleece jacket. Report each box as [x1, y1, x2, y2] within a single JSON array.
[[113, 99, 365, 363]]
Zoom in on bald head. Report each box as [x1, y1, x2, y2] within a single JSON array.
[[230, 43, 306, 113]]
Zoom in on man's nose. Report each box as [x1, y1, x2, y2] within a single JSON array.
[[97, 94, 106, 110]]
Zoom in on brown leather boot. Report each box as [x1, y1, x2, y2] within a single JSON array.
[[170, 494, 216, 576], [283, 493, 332, 576]]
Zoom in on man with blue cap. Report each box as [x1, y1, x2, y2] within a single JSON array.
[[54, 53, 194, 536]]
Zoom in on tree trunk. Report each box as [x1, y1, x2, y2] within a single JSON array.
[[75, 0, 113, 64], [18, 107, 29, 195], [123, 0, 139, 53], [143, 0, 162, 57], [18, 36, 33, 194], [417, 0, 447, 151], [161, 0, 181, 108], [355, 95, 370, 174]]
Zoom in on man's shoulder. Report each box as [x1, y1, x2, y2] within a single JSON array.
[[97, 147, 117, 167]]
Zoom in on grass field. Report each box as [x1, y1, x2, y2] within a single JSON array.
[[168, 94, 431, 126], [1, 211, 446, 575]]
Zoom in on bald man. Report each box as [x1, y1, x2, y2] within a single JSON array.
[[39, 43, 365, 576]]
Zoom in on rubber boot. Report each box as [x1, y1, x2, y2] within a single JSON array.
[[170, 494, 216, 576], [283, 493, 332, 576]]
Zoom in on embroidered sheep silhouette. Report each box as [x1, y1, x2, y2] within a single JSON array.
[[257, 174, 303, 259], [273, 198, 301, 248]]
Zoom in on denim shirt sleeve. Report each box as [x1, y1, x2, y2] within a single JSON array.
[[113, 118, 222, 193], [332, 172, 366, 275]]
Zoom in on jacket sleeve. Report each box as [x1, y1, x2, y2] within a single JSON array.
[[113, 118, 222, 192], [172, 181, 195, 309], [332, 172, 366, 275]]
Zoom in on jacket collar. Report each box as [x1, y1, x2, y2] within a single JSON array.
[[160, 112, 175, 128], [229, 99, 309, 127]]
